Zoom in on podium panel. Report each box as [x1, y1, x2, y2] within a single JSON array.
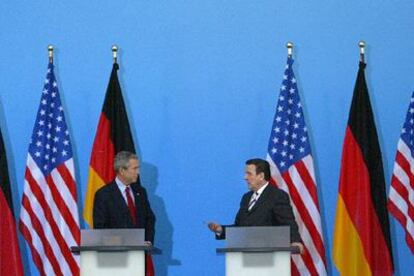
[[80, 251, 144, 276], [217, 226, 297, 276], [226, 252, 290, 276], [71, 229, 159, 276]]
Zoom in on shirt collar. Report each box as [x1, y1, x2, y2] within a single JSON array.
[[255, 182, 269, 195], [115, 177, 129, 193]]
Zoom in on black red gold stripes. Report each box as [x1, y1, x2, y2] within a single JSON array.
[[83, 63, 136, 227], [333, 62, 393, 275]]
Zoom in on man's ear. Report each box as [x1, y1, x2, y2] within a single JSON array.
[[259, 172, 265, 180]]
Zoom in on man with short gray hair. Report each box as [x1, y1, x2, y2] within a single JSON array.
[[93, 151, 155, 245], [113, 151, 138, 172]]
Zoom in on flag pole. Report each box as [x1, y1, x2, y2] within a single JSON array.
[[286, 41, 293, 57], [359, 40, 365, 63], [48, 45, 54, 64], [112, 45, 118, 64]]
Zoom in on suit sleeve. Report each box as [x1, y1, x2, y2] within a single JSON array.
[[215, 194, 247, 240], [215, 227, 226, 240], [93, 190, 108, 229], [234, 193, 250, 226], [273, 191, 302, 243], [141, 188, 156, 244]]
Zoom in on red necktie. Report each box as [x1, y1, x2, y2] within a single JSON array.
[[125, 186, 137, 225]]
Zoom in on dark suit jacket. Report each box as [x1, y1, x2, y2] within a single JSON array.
[[218, 184, 301, 243], [93, 180, 156, 244]]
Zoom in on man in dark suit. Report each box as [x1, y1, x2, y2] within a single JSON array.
[[208, 158, 303, 253], [93, 151, 155, 245]]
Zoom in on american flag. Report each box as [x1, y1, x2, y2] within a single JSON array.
[[388, 91, 414, 254], [266, 57, 327, 275], [19, 63, 80, 276]]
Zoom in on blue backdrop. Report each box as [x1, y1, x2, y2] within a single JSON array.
[[1, 1, 413, 275]]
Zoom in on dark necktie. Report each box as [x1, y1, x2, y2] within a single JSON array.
[[125, 186, 137, 225]]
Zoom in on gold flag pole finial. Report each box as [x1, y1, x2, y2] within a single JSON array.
[[48, 45, 54, 64], [112, 45, 118, 64], [359, 40, 366, 63], [286, 42, 293, 57]]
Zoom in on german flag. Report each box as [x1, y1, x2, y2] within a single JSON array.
[[83, 62, 154, 276], [0, 128, 24, 275], [333, 61, 393, 275], [83, 62, 135, 227]]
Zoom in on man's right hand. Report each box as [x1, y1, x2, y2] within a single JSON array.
[[207, 222, 223, 234]]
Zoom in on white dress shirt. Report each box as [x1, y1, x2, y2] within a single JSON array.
[[115, 177, 135, 204]]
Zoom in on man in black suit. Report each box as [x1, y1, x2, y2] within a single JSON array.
[[208, 158, 303, 253], [93, 151, 155, 245]]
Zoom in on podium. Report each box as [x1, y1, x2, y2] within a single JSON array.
[[71, 229, 160, 276], [216, 226, 299, 276]]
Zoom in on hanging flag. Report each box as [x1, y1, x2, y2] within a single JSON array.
[[19, 62, 80, 276], [388, 91, 414, 254], [0, 129, 24, 275], [266, 56, 327, 276], [83, 62, 135, 227], [333, 61, 393, 275], [83, 62, 154, 276]]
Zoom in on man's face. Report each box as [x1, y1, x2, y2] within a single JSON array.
[[244, 164, 264, 191], [119, 158, 140, 185]]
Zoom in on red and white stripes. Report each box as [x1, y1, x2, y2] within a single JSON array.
[[388, 139, 414, 254], [267, 154, 327, 276], [19, 155, 80, 276]]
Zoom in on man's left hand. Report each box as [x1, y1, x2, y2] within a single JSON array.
[[291, 242, 304, 254]]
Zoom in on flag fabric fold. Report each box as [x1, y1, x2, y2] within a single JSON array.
[[83, 62, 135, 227], [19, 63, 80, 276], [388, 91, 414, 254], [83, 62, 154, 276], [266, 57, 327, 276], [0, 128, 24, 275], [333, 61, 393, 276]]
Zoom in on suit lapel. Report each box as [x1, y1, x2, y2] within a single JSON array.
[[110, 182, 130, 217], [247, 184, 271, 215], [130, 184, 141, 200], [130, 184, 142, 225], [242, 191, 254, 211]]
